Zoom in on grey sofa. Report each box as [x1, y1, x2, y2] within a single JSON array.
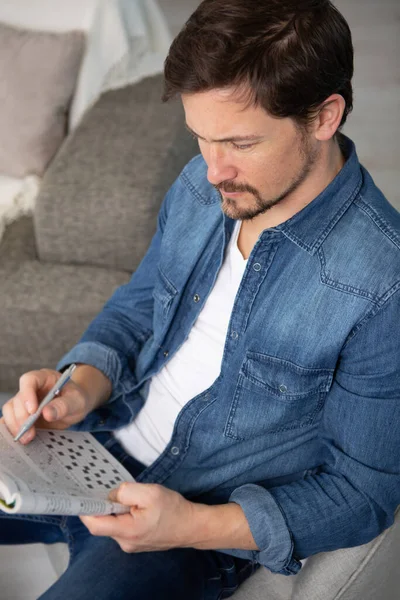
[[0, 76, 197, 391], [0, 75, 399, 599]]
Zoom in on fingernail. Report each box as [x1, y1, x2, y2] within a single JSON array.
[[47, 407, 57, 420], [108, 489, 118, 502], [25, 401, 35, 414]]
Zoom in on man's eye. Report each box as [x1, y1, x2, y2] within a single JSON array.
[[232, 142, 255, 150]]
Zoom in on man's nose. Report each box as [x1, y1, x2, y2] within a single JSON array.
[[205, 145, 237, 186]]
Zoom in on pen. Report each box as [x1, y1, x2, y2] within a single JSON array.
[[14, 364, 77, 442]]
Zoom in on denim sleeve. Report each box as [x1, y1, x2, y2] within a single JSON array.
[[57, 184, 175, 412], [228, 290, 400, 575]]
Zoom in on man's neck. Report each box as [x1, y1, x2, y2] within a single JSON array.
[[237, 139, 346, 259]]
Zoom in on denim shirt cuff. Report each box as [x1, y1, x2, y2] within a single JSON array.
[[227, 484, 302, 575], [57, 342, 122, 392], [56, 342, 128, 429]]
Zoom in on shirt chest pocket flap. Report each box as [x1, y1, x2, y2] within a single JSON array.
[[152, 266, 178, 331], [225, 352, 334, 440]]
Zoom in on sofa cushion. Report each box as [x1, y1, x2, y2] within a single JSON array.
[[0, 21, 85, 178], [34, 74, 199, 273], [233, 506, 400, 599], [0, 217, 130, 392], [0, 0, 172, 131]]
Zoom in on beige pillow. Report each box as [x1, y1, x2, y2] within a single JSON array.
[[0, 22, 85, 178]]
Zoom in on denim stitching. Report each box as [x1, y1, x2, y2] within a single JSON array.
[[0, 513, 62, 526], [60, 517, 75, 566]]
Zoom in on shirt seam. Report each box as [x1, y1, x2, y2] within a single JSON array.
[[279, 176, 362, 255], [354, 195, 400, 251], [342, 283, 400, 347]]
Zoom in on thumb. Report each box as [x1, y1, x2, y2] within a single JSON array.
[[42, 389, 83, 422], [108, 482, 141, 506]]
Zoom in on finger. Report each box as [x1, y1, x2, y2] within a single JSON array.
[[2, 370, 60, 443], [80, 514, 132, 538], [1, 400, 18, 436], [19, 371, 54, 414], [1, 399, 34, 443], [13, 370, 58, 440], [41, 387, 84, 423], [13, 392, 35, 427], [13, 385, 47, 442], [108, 487, 119, 503], [14, 369, 58, 433], [108, 482, 147, 506]]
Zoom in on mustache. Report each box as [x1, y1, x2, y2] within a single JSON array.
[[214, 181, 259, 195]]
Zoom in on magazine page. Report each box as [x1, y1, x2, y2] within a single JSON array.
[[0, 423, 134, 515]]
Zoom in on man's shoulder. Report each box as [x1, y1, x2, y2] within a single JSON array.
[[354, 166, 400, 239], [326, 167, 400, 303], [351, 165, 400, 257]]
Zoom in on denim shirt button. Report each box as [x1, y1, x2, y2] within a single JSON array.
[[279, 384, 287, 393], [171, 446, 180, 456], [98, 419, 106, 426], [231, 330, 239, 340], [253, 263, 262, 272], [163, 350, 169, 357], [193, 294, 200, 303]]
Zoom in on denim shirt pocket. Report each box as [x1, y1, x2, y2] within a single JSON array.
[[225, 352, 334, 440], [152, 266, 178, 335]]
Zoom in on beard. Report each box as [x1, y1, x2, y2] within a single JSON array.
[[214, 132, 320, 221]]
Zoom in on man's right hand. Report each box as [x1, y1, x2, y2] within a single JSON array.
[[0, 366, 110, 445]]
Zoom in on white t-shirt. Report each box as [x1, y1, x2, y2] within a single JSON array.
[[114, 221, 247, 466]]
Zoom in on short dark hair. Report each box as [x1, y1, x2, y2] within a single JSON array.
[[163, 0, 354, 131]]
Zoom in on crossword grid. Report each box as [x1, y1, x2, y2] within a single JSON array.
[[45, 431, 124, 491]]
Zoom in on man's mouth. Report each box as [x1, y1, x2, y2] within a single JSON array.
[[221, 190, 245, 197]]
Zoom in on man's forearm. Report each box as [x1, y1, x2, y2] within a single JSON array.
[[184, 501, 258, 551], [71, 364, 112, 411]]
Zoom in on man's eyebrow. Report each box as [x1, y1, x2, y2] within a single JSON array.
[[185, 123, 264, 143]]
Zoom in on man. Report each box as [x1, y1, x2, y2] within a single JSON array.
[[1, 0, 400, 598]]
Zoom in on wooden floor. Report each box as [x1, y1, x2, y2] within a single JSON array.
[[159, 0, 400, 209]]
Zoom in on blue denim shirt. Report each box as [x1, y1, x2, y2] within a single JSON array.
[[58, 135, 400, 575]]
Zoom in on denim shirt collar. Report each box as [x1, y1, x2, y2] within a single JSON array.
[[274, 134, 363, 255], [184, 134, 364, 255]]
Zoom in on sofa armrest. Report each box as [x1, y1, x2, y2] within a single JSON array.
[[232, 506, 400, 600]]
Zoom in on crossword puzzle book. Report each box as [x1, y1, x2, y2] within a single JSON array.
[[0, 423, 134, 516]]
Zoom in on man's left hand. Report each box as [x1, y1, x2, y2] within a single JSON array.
[[80, 483, 195, 553]]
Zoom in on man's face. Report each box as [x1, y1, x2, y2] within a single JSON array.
[[182, 88, 321, 220]]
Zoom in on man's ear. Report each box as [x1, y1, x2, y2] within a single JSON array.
[[314, 94, 346, 141]]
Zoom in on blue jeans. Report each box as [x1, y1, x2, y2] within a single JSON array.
[[0, 432, 257, 599]]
